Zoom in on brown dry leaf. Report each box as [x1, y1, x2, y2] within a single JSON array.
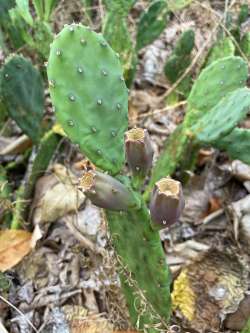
[[0, 229, 32, 272], [31, 164, 85, 225], [63, 306, 113, 333]]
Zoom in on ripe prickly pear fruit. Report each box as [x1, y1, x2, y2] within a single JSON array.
[[125, 128, 153, 178], [150, 177, 185, 229], [79, 170, 140, 211]]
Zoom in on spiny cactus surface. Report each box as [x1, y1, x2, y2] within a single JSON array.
[[47, 23, 128, 174], [1, 55, 44, 143]]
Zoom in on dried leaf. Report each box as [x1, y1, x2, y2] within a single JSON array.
[[0, 229, 32, 272], [31, 164, 85, 225]]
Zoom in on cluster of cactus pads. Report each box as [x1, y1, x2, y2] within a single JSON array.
[[103, 0, 170, 86], [47, 21, 250, 330], [146, 55, 250, 196], [48, 23, 186, 331], [47, 23, 250, 331]]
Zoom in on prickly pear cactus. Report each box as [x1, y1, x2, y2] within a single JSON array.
[[103, 14, 133, 80], [185, 56, 248, 126], [48, 25, 174, 332], [0, 55, 44, 143], [175, 29, 195, 56], [136, 0, 169, 50], [213, 128, 250, 165], [47, 24, 128, 174], [146, 56, 250, 196], [106, 200, 171, 329], [205, 37, 235, 67], [164, 29, 194, 97], [191, 88, 250, 143], [241, 32, 250, 59]]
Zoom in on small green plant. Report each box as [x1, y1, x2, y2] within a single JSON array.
[[0, 55, 60, 229], [146, 56, 250, 197], [47, 23, 185, 331], [47, 24, 250, 332], [0, 0, 57, 58], [0, 55, 44, 143], [164, 29, 195, 97], [103, 0, 170, 86]]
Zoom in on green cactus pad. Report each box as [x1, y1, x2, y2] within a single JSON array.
[[205, 37, 235, 67], [103, 0, 136, 15], [1, 55, 44, 143], [136, 0, 169, 50], [103, 14, 133, 78], [47, 24, 128, 174], [164, 54, 191, 83], [214, 128, 250, 165], [192, 88, 250, 144], [241, 32, 250, 59], [185, 56, 248, 126], [175, 29, 195, 56], [106, 199, 171, 330]]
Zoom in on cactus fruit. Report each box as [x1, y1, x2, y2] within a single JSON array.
[[213, 128, 250, 165], [150, 177, 185, 230], [80, 170, 140, 211], [0, 55, 44, 143], [47, 24, 128, 174], [136, 0, 170, 51], [125, 128, 154, 180], [205, 37, 235, 67]]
